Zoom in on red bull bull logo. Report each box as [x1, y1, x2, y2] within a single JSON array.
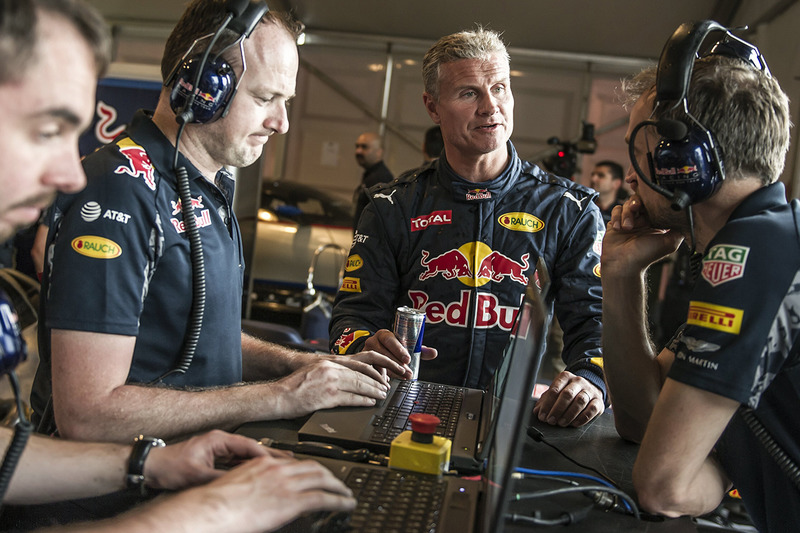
[[114, 139, 156, 191], [476, 251, 530, 284], [333, 328, 370, 354], [171, 196, 206, 216], [419, 249, 473, 281], [418, 242, 530, 287]]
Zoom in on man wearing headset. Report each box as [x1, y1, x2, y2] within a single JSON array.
[[1, 0, 355, 530], [602, 23, 799, 531], [30, 0, 406, 445]]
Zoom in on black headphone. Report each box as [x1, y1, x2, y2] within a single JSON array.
[[166, 0, 270, 125], [628, 21, 769, 211]]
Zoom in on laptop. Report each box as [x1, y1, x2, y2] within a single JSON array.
[[280, 274, 549, 533], [299, 259, 550, 474]]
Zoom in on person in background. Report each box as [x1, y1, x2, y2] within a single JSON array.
[[602, 25, 798, 531], [0, 0, 355, 531], [352, 131, 395, 225], [330, 27, 606, 428], [589, 160, 625, 224]]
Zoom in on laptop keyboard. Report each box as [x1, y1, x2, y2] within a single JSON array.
[[369, 380, 464, 444], [342, 466, 448, 532]]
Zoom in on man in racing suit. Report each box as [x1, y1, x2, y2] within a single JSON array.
[[330, 27, 606, 428]]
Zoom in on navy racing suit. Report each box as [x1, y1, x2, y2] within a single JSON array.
[[329, 142, 605, 395]]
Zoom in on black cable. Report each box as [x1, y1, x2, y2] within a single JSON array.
[[152, 161, 206, 382], [738, 406, 800, 491], [152, 10, 233, 381], [260, 438, 389, 466], [526, 426, 618, 487], [513, 484, 640, 520], [0, 371, 34, 511], [507, 504, 593, 527]]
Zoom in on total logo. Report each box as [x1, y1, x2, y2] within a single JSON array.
[[419, 242, 530, 287], [114, 138, 156, 191], [410, 210, 452, 232]]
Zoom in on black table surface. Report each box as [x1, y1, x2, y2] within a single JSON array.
[[237, 407, 699, 532]]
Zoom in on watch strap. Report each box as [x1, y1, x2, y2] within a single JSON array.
[[126, 435, 166, 495]]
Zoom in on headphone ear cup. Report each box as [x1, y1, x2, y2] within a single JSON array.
[[656, 118, 688, 141], [0, 289, 27, 376], [652, 125, 724, 205], [169, 57, 236, 124]]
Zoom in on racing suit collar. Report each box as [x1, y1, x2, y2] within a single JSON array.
[[439, 141, 521, 203]]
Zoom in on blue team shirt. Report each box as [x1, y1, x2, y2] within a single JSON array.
[[668, 182, 800, 532], [32, 110, 244, 420]]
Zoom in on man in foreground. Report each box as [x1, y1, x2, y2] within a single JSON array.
[[0, 0, 355, 530], [602, 23, 799, 531]]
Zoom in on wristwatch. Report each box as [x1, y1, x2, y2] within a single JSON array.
[[126, 435, 166, 495]]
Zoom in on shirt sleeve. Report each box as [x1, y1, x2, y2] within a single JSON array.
[[668, 218, 799, 407], [45, 150, 158, 336], [329, 192, 403, 354], [551, 197, 606, 398]]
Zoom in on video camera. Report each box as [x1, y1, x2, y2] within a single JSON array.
[[541, 122, 597, 179]]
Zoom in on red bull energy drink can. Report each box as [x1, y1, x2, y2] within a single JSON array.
[[393, 307, 425, 380]]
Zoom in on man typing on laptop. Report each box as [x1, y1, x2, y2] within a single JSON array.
[[329, 27, 606, 428]]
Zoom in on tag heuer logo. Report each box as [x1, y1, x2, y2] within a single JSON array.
[[701, 244, 749, 287]]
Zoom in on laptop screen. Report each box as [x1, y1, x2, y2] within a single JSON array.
[[478, 269, 548, 532]]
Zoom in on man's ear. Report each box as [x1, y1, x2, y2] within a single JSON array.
[[423, 92, 440, 124]]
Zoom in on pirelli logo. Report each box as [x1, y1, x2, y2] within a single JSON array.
[[687, 301, 743, 335], [340, 277, 361, 293]]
